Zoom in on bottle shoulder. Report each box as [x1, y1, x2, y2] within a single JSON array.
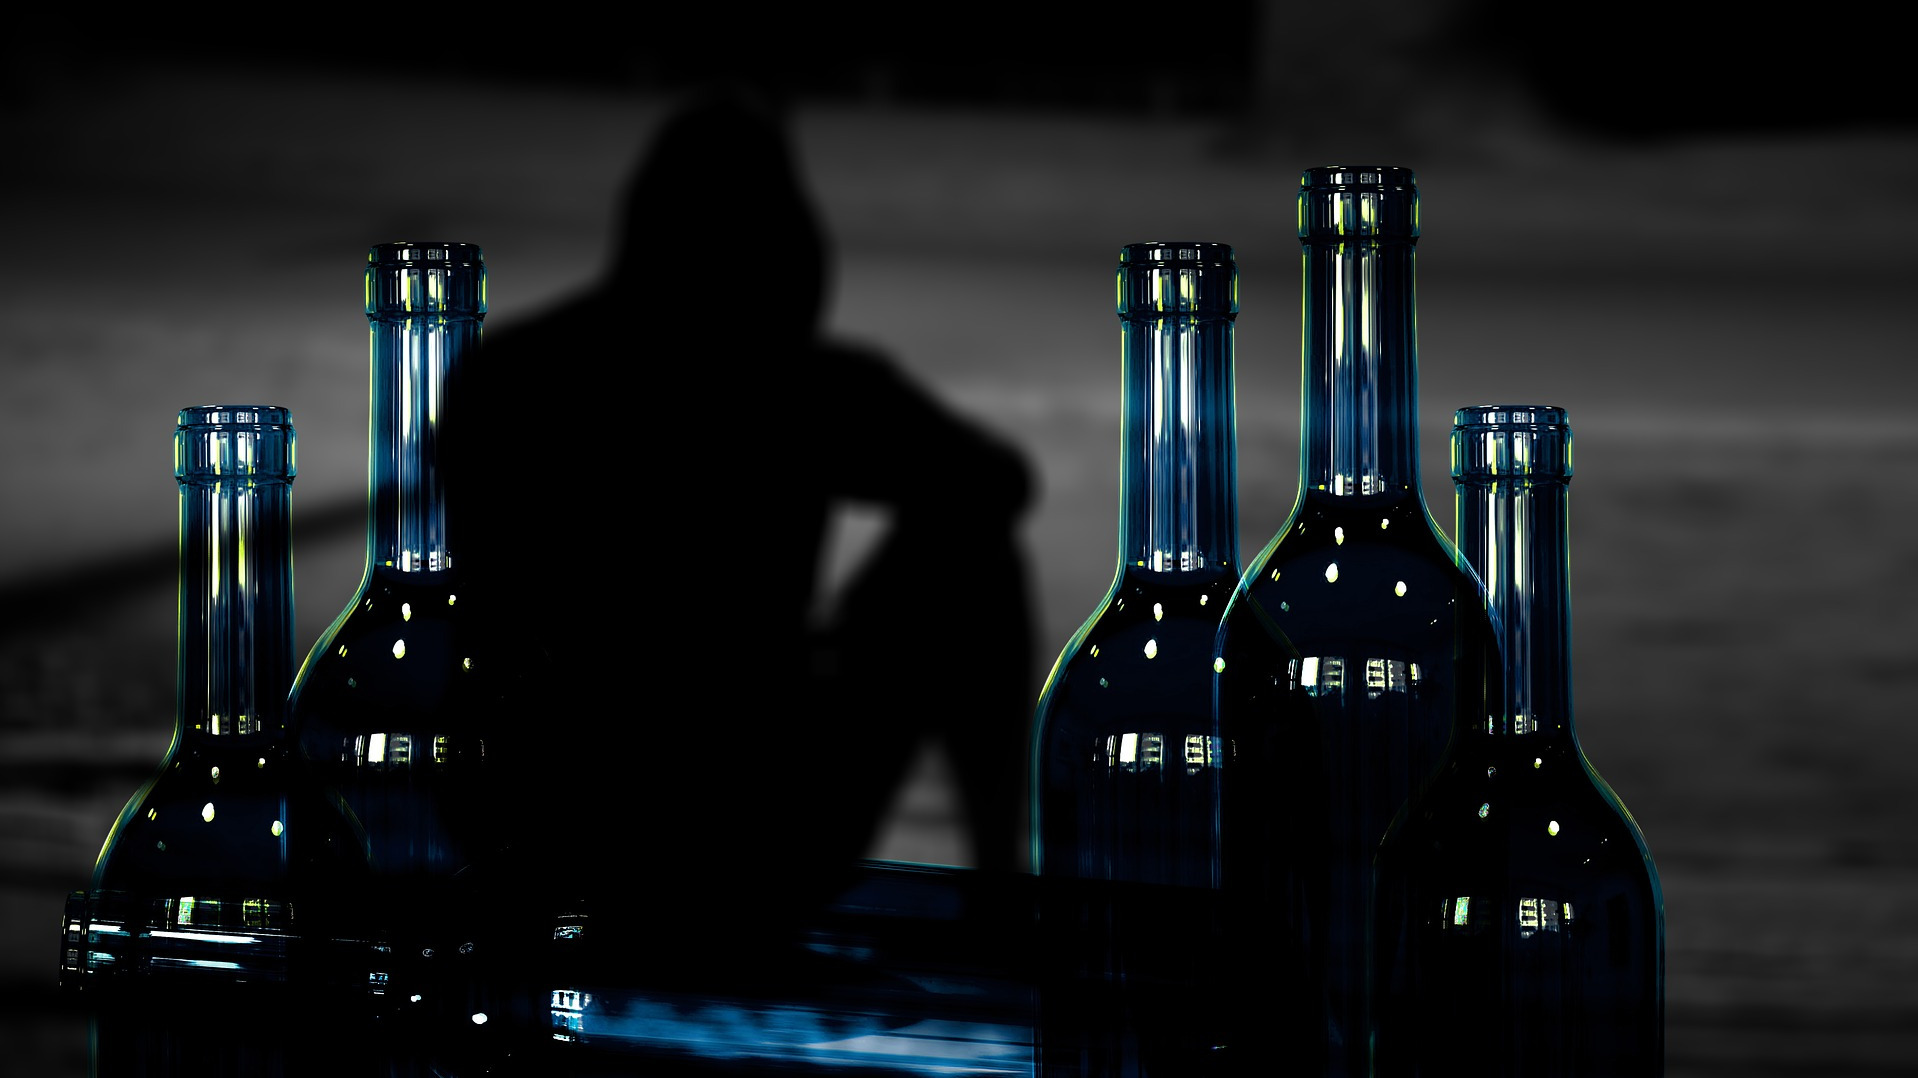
[[1048, 566, 1240, 655], [90, 741, 336, 893], [287, 565, 533, 726], [1385, 737, 1661, 897], [1035, 567, 1238, 728], [1223, 493, 1492, 654], [1242, 492, 1465, 578]]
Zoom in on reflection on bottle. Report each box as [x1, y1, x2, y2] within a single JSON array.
[[1371, 405, 1664, 1076]]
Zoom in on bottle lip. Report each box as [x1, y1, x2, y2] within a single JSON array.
[[1298, 168, 1418, 239], [366, 242, 487, 316], [1451, 404, 1573, 480], [177, 404, 292, 429], [1117, 242, 1238, 316], [368, 242, 484, 267], [1119, 241, 1235, 266], [1453, 404, 1570, 429], [1300, 165, 1417, 191], [176, 405, 296, 480]]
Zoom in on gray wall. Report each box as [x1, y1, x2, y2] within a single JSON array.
[[2, 10, 1913, 1073]]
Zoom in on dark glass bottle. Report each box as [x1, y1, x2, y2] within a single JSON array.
[[1208, 166, 1498, 1076], [60, 405, 357, 991], [1372, 405, 1665, 1076], [1031, 242, 1248, 1077], [285, 243, 525, 978]]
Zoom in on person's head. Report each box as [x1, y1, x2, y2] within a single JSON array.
[[608, 82, 829, 338]]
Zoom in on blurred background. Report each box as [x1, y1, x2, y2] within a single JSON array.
[[2, 4, 1913, 1074]]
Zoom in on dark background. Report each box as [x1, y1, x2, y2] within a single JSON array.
[[3, 4, 1914, 1074]]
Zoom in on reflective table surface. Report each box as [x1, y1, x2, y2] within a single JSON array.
[[70, 860, 1045, 1077]]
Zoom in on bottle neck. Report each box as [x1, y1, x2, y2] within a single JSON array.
[[1297, 235, 1421, 500], [174, 409, 296, 740], [1115, 245, 1239, 577], [362, 243, 486, 575], [364, 312, 480, 573], [1453, 408, 1576, 740]]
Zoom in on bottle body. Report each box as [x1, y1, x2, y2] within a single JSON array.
[[1208, 167, 1498, 1076], [1372, 405, 1664, 1076], [1211, 489, 1491, 1069], [286, 243, 521, 957], [1035, 567, 1238, 889], [1031, 243, 1254, 1077], [1371, 741, 1663, 1075], [287, 564, 512, 880], [1034, 566, 1241, 1078], [61, 406, 358, 992]]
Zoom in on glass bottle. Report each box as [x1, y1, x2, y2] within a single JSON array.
[[1371, 404, 1664, 1076], [1030, 242, 1249, 1076], [1208, 166, 1499, 1077], [60, 405, 356, 990], [285, 242, 525, 977]]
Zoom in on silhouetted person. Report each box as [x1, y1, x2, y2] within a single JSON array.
[[449, 83, 1037, 985]]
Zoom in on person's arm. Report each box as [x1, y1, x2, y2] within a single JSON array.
[[809, 341, 1034, 521]]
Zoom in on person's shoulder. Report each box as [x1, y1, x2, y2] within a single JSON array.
[[485, 285, 624, 339]]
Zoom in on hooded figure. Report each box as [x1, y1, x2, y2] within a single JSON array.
[[449, 83, 1037, 986]]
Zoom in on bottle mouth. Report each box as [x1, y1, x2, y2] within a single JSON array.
[[1299, 166, 1417, 191], [1120, 241, 1235, 266], [1451, 404, 1572, 480], [368, 242, 484, 268], [1117, 241, 1237, 317], [178, 404, 292, 429], [1454, 404, 1569, 429], [176, 405, 296, 480]]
